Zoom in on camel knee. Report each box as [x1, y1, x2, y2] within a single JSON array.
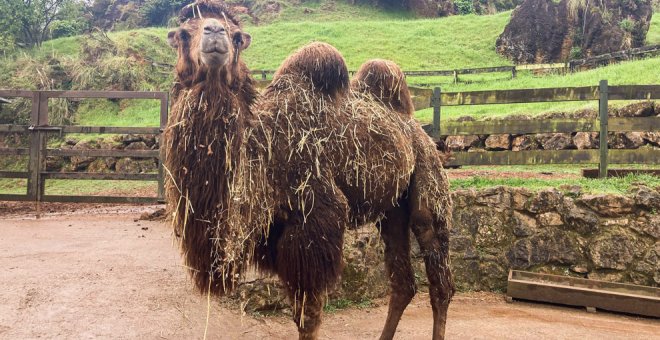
[[393, 283, 417, 305]]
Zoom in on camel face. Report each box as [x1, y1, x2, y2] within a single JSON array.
[[167, 3, 251, 83], [199, 18, 231, 67]]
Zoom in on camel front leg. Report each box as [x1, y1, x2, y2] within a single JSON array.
[[274, 186, 348, 340], [290, 289, 326, 340]]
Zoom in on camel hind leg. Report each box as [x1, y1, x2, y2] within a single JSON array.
[[408, 177, 454, 339], [378, 205, 416, 340]]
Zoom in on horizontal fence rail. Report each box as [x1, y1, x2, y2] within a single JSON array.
[[0, 90, 168, 209]]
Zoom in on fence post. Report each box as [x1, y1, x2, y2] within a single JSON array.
[[511, 66, 517, 79], [452, 70, 458, 84], [598, 80, 609, 178], [261, 71, 266, 80], [27, 91, 47, 217], [432, 87, 441, 139], [157, 93, 169, 203]]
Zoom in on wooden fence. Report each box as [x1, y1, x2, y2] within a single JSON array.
[[414, 82, 660, 177], [0, 90, 168, 210], [569, 44, 660, 71], [251, 45, 659, 85], [251, 64, 565, 84], [1, 83, 658, 206]]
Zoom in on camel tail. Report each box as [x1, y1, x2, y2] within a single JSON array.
[[272, 42, 349, 98], [352, 59, 415, 117]]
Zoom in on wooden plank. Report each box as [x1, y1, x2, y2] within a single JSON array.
[[507, 270, 660, 318], [41, 172, 159, 181], [0, 148, 29, 156], [515, 63, 566, 71], [446, 149, 658, 167], [41, 195, 159, 204], [432, 87, 441, 138], [0, 194, 31, 202], [609, 117, 660, 132], [40, 90, 167, 100], [0, 90, 35, 98], [27, 92, 42, 201], [440, 118, 599, 136], [609, 149, 660, 164], [0, 125, 30, 132], [608, 85, 660, 100], [446, 150, 599, 166], [455, 66, 514, 75], [47, 149, 160, 158], [599, 80, 608, 178], [582, 169, 660, 178], [402, 70, 455, 77], [0, 171, 28, 179], [60, 126, 161, 134], [441, 86, 599, 106]]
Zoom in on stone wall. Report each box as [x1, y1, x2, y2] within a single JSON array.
[[448, 186, 658, 291], [231, 185, 659, 312], [45, 134, 159, 173]]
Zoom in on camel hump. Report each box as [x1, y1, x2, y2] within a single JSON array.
[[273, 42, 349, 97], [352, 59, 414, 117]]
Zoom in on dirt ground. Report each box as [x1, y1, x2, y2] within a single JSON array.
[[1, 205, 658, 340]]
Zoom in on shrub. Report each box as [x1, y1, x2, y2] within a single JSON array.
[[50, 20, 86, 39], [140, 0, 193, 27], [570, 46, 583, 59], [455, 0, 475, 14], [619, 18, 636, 33]]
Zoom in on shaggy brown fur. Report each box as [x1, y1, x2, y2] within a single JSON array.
[[164, 2, 453, 339], [351, 59, 415, 117], [163, 0, 265, 295]]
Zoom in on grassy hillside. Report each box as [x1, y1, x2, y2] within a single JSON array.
[[245, 12, 511, 70]]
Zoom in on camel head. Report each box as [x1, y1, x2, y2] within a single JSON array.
[[168, 1, 251, 87]]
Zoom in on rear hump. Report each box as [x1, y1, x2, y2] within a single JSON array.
[[352, 59, 414, 117]]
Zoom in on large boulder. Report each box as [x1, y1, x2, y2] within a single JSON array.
[[609, 132, 645, 149], [538, 133, 574, 150], [445, 135, 481, 151], [511, 135, 540, 151], [496, 0, 571, 63], [573, 132, 599, 150], [405, 0, 456, 17], [485, 134, 511, 150], [497, 0, 654, 63]]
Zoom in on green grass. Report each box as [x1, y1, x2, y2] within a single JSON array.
[[323, 298, 373, 313], [267, 0, 414, 23], [244, 12, 512, 71], [76, 99, 160, 127], [0, 178, 157, 195], [450, 174, 660, 194], [648, 12, 660, 45]]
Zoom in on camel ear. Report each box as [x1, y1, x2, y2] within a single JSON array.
[[232, 32, 251, 51], [167, 30, 178, 49]]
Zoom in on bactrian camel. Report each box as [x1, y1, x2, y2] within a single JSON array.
[[163, 1, 453, 339]]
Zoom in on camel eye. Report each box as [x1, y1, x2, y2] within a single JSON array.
[[204, 24, 226, 34]]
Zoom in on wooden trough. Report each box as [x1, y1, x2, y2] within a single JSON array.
[[507, 270, 660, 318]]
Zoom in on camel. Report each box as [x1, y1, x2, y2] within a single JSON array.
[[163, 2, 453, 339]]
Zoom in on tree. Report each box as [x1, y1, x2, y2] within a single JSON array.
[[0, 0, 83, 47]]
